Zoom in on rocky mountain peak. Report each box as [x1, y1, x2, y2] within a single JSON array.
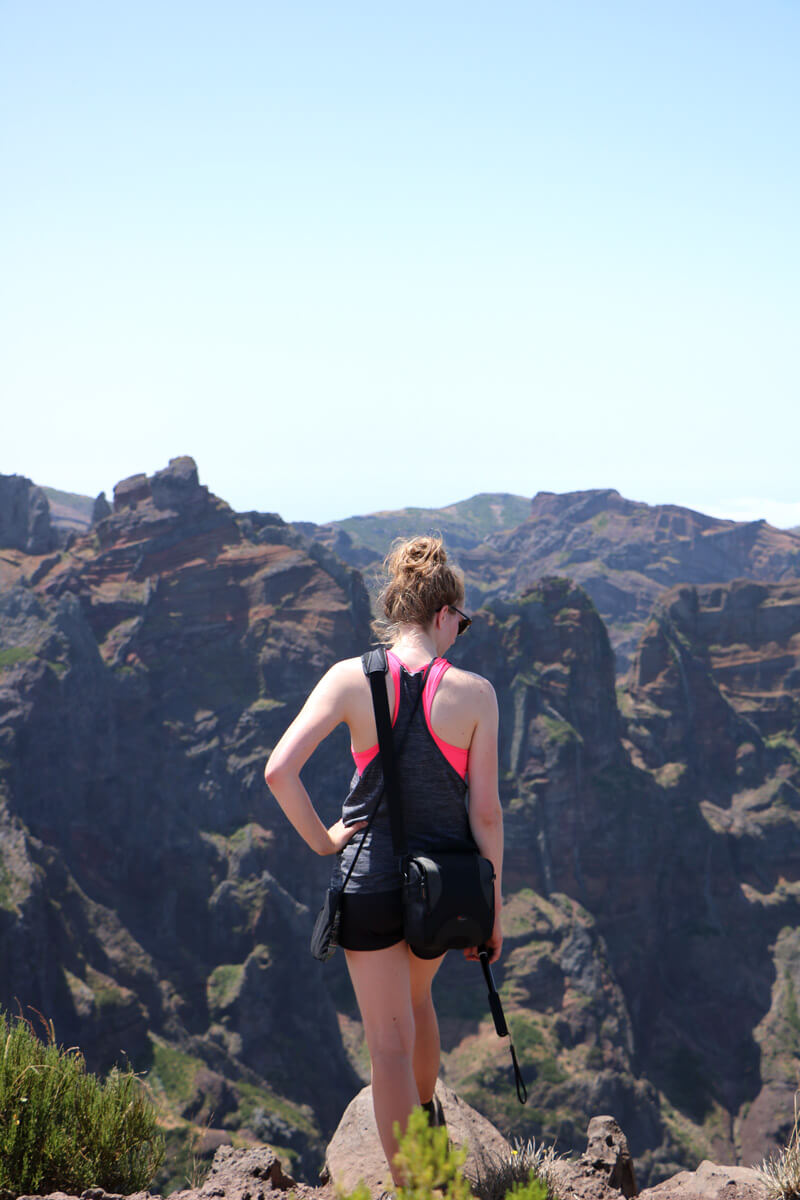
[[529, 487, 625, 522], [112, 455, 207, 514]]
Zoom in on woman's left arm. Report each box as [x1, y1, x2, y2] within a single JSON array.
[[264, 662, 367, 856]]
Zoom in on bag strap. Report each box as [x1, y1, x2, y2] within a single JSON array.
[[362, 646, 433, 862], [339, 649, 432, 892], [479, 947, 528, 1105]]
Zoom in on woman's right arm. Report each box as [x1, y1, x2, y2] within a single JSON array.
[[465, 677, 504, 963], [264, 662, 367, 856]]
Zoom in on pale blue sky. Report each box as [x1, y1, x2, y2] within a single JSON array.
[[2, 1, 798, 525]]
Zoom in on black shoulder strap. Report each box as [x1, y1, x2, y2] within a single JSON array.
[[362, 647, 407, 857]]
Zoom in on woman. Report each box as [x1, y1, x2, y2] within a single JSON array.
[[264, 536, 502, 1184]]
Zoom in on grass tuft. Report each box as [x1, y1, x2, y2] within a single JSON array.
[[756, 1094, 800, 1200], [0, 1007, 164, 1194], [471, 1137, 562, 1200]]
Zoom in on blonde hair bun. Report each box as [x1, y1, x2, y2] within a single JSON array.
[[374, 535, 464, 638]]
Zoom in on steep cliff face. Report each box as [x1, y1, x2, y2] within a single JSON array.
[[0, 457, 372, 1174], [621, 580, 800, 1164], [427, 577, 800, 1180], [0, 474, 58, 555], [2, 464, 800, 1188]]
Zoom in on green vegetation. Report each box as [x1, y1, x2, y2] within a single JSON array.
[[0, 1008, 163, 1193], [0, 863, 15, 911], [392, 1106, 472, 1200], [539, 715, 581, 747], [508, 1014, 545, 1057], [341, 1105, 552, 1200], [248, 696, 286, 712], [148, 1036, 207, 1107], [333, 493, 532, 561], [206, 962, 245, 1013], [766, 733, 800, 768], [0, 646, 37, 670]]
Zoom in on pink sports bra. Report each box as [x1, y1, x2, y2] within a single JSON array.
[[351, 651, 469, 779]]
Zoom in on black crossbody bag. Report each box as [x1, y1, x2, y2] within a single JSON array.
[[363, 646, 495, 960]]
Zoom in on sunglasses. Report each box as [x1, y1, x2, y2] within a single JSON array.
[[449, 605, 472, 636]]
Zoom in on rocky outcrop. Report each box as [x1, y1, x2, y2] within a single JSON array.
[[303, 488, 800, 673], [549, 1115, 638, 1200], [460, 490, 800, 671], [0, 458, 373, 1177], [0, 1114, 771, 1200], [0, 474, 56, 554], [324, 1081, 511, 1194], [638, 1160, 767, 1200]]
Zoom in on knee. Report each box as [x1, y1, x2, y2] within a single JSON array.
[[366, 1015, 416, 1065], [411, 987, 434, 1018]]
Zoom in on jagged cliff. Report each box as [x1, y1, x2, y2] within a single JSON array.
[[1, 462, 799, 1189], [302, 488, 800, 673], [0, 458, 372, 1181]]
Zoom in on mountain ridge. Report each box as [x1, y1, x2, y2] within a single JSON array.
[[1, 458, 799, 1188]]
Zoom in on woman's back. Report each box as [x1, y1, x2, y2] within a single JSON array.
[[334, 651, 490, 766], [338, 652, 477, 892]]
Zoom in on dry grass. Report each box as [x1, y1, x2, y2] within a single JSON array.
[[756, 1095, 800, 1200], [470, 1137, 564, 1200]]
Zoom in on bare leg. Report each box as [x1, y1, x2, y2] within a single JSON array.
[[345, 943, 420, 1184], [408, 947, 445, 1104]]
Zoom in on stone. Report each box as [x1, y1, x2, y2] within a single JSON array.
[[585, 1115, 638, 1197], [113, 472, 151, 510], [549, 1115, 638, 1200], [150, 456, 202, 510], [323, 1081, 511, 1194], [637, 1160, 767, 1200]]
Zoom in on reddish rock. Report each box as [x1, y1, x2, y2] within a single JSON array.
[[638, 1160, 766, 1200], [323, 1081, 510, 1194]]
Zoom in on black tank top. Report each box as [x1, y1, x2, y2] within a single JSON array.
[[335, 658, 475, 894]]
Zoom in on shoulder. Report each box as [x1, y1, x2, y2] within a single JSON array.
[[319, 656, 368, 692], [440, 664, 498, 713]]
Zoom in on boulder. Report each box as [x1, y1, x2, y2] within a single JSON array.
[[150, 455, 203, 509], [170, 1144, 299, 1199], [550, 1115, 637, 1200], [113, 472, 151, 510], [323, 1081, 510, 1194], [638, 1160, 767, 1200]]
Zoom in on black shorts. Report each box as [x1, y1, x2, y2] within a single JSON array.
[[339, 888, 404, 952]]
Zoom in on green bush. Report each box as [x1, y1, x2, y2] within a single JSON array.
[[340, 1107, 553, 1200], [392, 1106, 473, 1200], [0, 1009, 164, 1194]]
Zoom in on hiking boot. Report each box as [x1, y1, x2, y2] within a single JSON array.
[[422, 1094, 446, 1129]]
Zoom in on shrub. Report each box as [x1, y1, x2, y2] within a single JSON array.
[[392, 1106, 473, 1200], [472, 1138, 560, 1200], [339, 1108, 557, 1200], [0, 1008, 164, 1194], [756, 1094, 800, 1200]]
